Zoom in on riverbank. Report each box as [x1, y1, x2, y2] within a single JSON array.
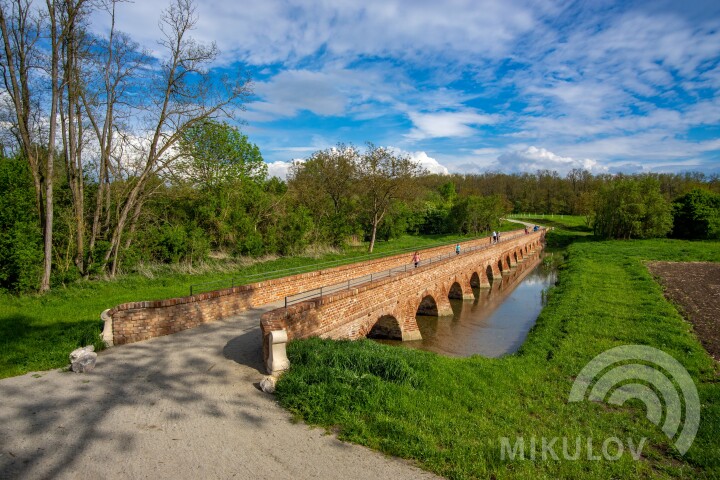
[[275, 234, 720, 478]]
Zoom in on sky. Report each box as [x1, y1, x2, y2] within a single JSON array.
[[90, 0, 720, 179]]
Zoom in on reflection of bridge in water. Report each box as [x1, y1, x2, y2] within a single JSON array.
[[261, 230, 546, 371], [375, 254, 556, 358]]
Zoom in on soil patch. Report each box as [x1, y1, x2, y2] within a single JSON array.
[[647, 261, 720, 362]]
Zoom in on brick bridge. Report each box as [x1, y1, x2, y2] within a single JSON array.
[[260, 229, 545, 367], [102, 229, 544, 363]]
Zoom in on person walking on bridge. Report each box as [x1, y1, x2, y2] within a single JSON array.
[[412, 251, 420, 268], [455, 243, 460, 255]]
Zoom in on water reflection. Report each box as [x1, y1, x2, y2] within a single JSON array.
[[375, 254, 557, 358]]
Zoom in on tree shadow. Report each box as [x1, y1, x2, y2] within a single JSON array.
[[0, 311, 271, 479]]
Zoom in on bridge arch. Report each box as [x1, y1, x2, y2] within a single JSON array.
[[416, 294, 439, 316], [506, 254, 512, 269], [470, 271, 480, 288], [448, 281, 464, 300], [486, 264, 495, 284], [366, 315, 402, 340]]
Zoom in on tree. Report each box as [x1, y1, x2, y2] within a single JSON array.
[[100, 0, 251, 275], [672, 188, 720, 239], [451, 194, 508, 235], [287, 144, 358, 246], [593, 177, 672, 239], [174, 120, 267, 250], [356, 144, 425, 252], [0, 0, 63, 291]]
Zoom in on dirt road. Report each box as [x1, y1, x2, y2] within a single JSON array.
[[0, 302, 439, 479]]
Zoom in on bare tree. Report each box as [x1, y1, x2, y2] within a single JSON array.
[[80, 0, 146, 273], [0, 0, 63, 291], [100, 0, 250, 275]]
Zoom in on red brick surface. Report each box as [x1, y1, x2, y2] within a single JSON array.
[[108, 229, 543, 346]]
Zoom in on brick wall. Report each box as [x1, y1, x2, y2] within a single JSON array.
[[259, 231, 545, 361], [107, 230, 530, 345]]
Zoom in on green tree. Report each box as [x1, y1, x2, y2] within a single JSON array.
[[593, 178, 672, 239], [356, 145, 426, 252], [176, 120, 267, 252], [287, 144, 359, 246], [451, 194, 508, 235], [671, 188, 720, 239]]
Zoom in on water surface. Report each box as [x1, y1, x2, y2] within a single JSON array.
[[377, 255, 556, 357]]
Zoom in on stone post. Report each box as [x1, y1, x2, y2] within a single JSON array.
[[266, 329, 290, 376]]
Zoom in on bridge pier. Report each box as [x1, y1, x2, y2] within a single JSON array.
[[436, 296, 454, 317]]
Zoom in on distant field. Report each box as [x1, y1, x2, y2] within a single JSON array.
[[0, 224, 517, 379], [277, 225, 720, 478]]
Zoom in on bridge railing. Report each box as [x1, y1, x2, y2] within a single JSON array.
[[283, 229, 544, 309], [189, 230, 522, 296]]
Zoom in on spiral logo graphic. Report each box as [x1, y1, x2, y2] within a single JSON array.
[[569, 345, 700, 455]]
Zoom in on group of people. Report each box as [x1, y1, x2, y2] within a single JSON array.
[[411, 225, 540, 268]]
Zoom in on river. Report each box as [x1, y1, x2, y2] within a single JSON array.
[[375, 254, 557, 357]]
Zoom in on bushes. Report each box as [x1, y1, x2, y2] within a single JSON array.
[[672, 188, 720, 240], [0, 157, 42, 292]]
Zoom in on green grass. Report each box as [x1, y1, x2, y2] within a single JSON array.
[[276, 230, 720, 479], [0, 227, 518, 379]]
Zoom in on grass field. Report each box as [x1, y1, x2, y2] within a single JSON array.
[[275, 226, 720, 478], [0, 223, 519, 379]]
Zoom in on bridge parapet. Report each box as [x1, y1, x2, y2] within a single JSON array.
[[260, 230, 545, 370], [105, 229, 529, 345]]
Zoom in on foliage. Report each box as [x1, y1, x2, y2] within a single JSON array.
[[0, 157, 42, 292], [450, 194, 509, 234], [671, 188, 720, 239], [593, 177, 673, 239]]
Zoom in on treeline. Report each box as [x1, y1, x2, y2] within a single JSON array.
[[1, 0, 719, 294], [2, 128, 720, 293]]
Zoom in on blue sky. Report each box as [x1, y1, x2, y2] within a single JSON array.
[[92, 0, 720, 178]]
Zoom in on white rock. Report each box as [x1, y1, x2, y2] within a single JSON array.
[[70, 346, 97, 373]]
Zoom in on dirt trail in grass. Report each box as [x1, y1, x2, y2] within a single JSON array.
[[648, 261, 720, 362], [0, 302, 439, 480]]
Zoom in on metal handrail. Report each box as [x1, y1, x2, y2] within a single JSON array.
[[188, 231, 518, 296], [283, 229, 544, 309]]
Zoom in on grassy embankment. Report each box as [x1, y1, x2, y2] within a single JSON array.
[[276, 218, 720, 479], [0, 223, 519, 379]]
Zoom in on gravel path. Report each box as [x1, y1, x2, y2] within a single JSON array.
[[0, 302, 439, 480]]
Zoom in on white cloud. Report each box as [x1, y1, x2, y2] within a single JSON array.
[[495, 146, 607, 174], [265, 160, 301, 180], [405, 151, 449, 175], [90, 0, 543, 67], [406, 110, 498, 139]]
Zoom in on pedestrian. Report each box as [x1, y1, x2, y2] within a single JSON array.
[[492, 231, 497, 243], [524, 226, 528, 234], [412, 251, 420, 268], [455, 243, 460, 255]]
